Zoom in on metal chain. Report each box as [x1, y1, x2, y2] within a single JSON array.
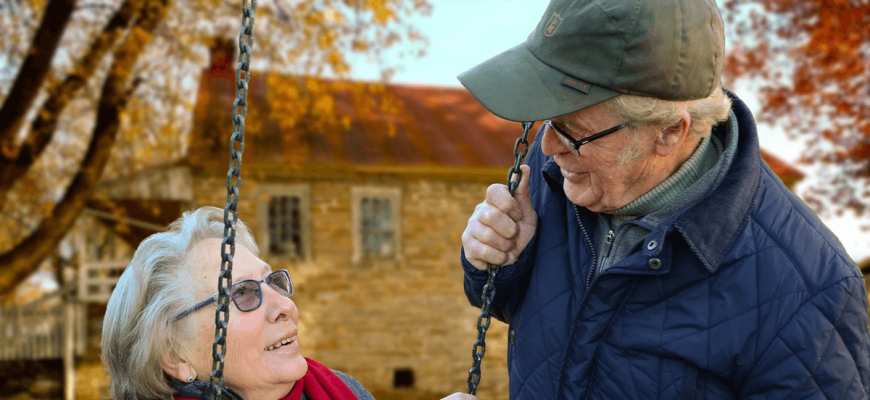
[[467, 121, 534, 395], [211, 1, 256, 399]]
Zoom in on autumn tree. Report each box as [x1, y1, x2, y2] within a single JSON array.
[[0, 0, 430, 296], [722, 0, 870, 216]]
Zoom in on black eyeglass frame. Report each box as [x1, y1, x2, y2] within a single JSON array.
[[545, 119, 631, 156], [174, 269, 293, 322]]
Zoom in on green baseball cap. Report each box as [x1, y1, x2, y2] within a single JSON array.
[[458, 0, 725, 122]]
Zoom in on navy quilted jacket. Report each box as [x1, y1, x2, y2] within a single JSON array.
[[462, 93, 870, 399]]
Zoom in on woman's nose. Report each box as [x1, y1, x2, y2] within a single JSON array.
[[264, 284, 297, 323]]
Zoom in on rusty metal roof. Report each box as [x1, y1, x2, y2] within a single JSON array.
[[189, 70, 537, 169], [187, 66, 803, 182]]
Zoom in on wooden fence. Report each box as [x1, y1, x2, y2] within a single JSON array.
[[79, 260, 128, 303], [0, 287, 85, 361]]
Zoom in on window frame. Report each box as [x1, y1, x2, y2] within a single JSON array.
[[257, 184, 312, 261], [351, 186, 402, 263]]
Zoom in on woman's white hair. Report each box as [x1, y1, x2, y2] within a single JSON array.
[[603, 86, 732, 163], [101, 206, 259, 400]]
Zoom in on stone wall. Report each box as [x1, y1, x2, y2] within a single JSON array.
[[192, 172, 511, 400]]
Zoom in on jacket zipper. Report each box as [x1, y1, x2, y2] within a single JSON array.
[[572, 204, 600, 400], [575, 204, 598, 290]]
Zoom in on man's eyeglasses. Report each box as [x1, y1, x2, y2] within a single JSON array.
[[174, 269, 294, 322], [546, 120, 631, 157]]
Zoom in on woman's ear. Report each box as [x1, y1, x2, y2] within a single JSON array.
[[159, 351, 196, 382], [654, 110, 692, 157]]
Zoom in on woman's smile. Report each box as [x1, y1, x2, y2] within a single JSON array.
[[264, 336, 299, 353]]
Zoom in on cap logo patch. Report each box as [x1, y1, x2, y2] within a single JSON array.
[[544, 13, 563, 37], [561, 77, 591, 94]]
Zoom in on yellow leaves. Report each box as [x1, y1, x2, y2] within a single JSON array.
[[112, 27, 153, 77], [304, 76, 323, 93], [127, 26, 154, 54], [303, 7, 345, 28], [368, 83, 385, 94], [365, 0, 395, 25], [352, 40, 369, 52], [304, 11, 324, 26], [311, 93, 336, 119], [243, 101, 264, 136], [324, 9, 344, 23], [266, 73, 307, 131], [318, 31, 338, 50], [329, 51, 350, 75], [28, 0, 48, 10], [380, 89, 402, 115]]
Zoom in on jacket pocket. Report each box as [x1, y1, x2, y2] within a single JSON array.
[[679, 364, 738, 400]]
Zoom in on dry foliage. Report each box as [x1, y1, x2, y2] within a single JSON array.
[[722, 0, 870, 216]]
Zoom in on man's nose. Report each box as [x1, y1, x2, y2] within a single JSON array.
[[541, 125, 569, 156]]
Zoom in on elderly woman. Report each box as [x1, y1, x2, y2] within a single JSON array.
[[101, 206, 374, 400]]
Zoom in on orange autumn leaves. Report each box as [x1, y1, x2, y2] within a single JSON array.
[[723, 0, 870, 215]]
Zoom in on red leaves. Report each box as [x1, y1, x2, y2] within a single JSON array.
[[723, 0, 870, 214]]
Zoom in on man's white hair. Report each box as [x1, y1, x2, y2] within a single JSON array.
[[101, 206, 259, 400], [604, 86, 732, 163]]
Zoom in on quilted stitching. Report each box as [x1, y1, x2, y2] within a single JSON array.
[[461, 95, 870, 399]]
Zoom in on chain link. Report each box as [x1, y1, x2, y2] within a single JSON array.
[[211, 1, 256, 399], [467, 122, 534, 395]]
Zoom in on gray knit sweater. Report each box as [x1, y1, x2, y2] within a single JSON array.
[[300, 370, 376, 400]]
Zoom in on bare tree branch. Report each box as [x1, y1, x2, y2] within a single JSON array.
[[0, 0, 77, 152], [0, 0, 168, 296], [0, 0, 138, 210]]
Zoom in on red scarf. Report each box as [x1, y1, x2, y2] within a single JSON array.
[[284, 358, 357, 400], [175, 358, 357, 400]]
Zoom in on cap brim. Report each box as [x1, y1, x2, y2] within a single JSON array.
[[458, 42, 621, 122]]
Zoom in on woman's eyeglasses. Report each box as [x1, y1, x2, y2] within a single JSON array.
[[174, 269, 293, 322], [546, 119, 630, 157]]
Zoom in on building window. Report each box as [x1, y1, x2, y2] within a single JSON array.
[[258, 184, 311, 260], [360, 197, 394, 256], [352, 186, 401, 262], [267, 196, 302, 257]]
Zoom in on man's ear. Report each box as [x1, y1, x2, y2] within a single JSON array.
[[159, 351, 196, 382], [654, 110, 692, 157]]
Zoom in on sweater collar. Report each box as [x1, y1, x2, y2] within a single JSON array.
[[541, 90, 762, 273], [169, 379, 244, 400]]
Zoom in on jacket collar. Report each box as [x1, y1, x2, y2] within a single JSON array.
[[672, 91, 762, 272], [541, 90, 762, 273]]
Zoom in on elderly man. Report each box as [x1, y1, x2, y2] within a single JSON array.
[[458, 0, 870, 398]]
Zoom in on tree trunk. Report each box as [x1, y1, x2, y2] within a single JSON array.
[[0, 0, 139, 210], [0, 0, 168, 296], [0, 0, 77, 151]]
